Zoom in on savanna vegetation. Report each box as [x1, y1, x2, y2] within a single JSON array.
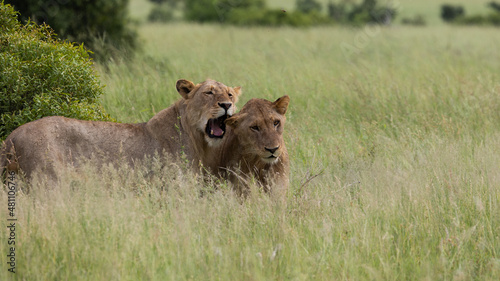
[[1, 0, 500, 280], [441, 1, 500, 25], [0, 3, 113, 141], [4, 0, 138, 60]]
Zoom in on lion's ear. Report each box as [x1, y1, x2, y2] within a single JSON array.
[[176, 79, 195, 99], [225, 115, 239, 128], [273, 95, 290, 115], [225, 113, 246, 128], [233, 87, 242, 97]]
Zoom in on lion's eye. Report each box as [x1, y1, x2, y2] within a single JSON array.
[[274, 120, 280, 127], [228, 93, 233, 98], [206, 91, 214, 95], [250, 125, 260, 132]]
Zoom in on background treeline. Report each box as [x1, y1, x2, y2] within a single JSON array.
[[149, 0, 397, 27], [441, 1, 500, 25]]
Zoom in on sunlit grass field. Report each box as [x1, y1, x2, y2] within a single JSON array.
[[2, 1, 500, 280]]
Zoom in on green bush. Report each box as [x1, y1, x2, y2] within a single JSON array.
[[0, 2, 114, 141], [489, 1, 500, 13], [441, 4, 465, 22], [443, 2, 500, 26], [296, 0, 322, 14], [226, 7, 329, 27], [327, 0, 396, 25], [5, 0, 138, 61], [455, 13, 500, 26], [183, 0, 329, 27], [184, 0, 265, 23]]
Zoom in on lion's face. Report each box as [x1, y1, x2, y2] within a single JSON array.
[[177, 79, 241, 146], [226, 96, 290, 164]]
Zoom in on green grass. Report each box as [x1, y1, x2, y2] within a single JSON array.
[[2, 3, 500, 280]]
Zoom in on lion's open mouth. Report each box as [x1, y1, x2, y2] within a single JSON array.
[[205, 115, 228, 138]]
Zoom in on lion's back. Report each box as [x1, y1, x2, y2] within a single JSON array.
[[3, 116, 160, 178]]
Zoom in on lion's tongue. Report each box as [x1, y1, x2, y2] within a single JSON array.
[[209, 120, 224, 137]]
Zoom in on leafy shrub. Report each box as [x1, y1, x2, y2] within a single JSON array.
[[455, 13, 500, 26], [488, 12, 500, 25], [489, 1, 500, 13], [327, 1, 347, 22], [150, 0, 182, 5], [296, 0, 322, 14], [183, 0, 328, 27], [441, 4, 465, 22], [184, 0, 265, 23], [0, 2, 114, 141], [442, 2, 500, 26], [5, 0, 138, 61], [181, 0, 395, 27], [348, 0, 396, 25], [227, 7, 329, 27], [328, 0, 396, 25]]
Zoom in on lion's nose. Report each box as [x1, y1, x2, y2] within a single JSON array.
[[218, 102, 232, 110], [265, 146, 280, 154]]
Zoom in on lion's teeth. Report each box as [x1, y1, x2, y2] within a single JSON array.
[[210, 129, 214, 135]]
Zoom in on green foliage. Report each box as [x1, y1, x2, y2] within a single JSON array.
[[181, 0, 396, 27], [184, 0, 265, 23], [442, 2, 500, 26], [227, 7, 328, 27], [182, 0, 329, 27], [5, 0, 138, 61], [489, 1, 500, 13], [148, 0, 181, 23], [296, 0, 322, 14], [0, 2, 113, 141], [149, 0, 182, 5], [441, 4, 465, 22], [455, 13, 500, 26], [328, 0, 396, 25]]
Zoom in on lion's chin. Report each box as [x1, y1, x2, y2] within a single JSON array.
[[205, 136, 224, 147], [262, 155, 279, 164]]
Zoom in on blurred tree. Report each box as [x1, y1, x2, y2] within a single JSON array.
[[488, 1, 500, 12], [184, 0, 264, 22], [296, 0, 322, 14], [5, 0, 138, 61], [328, 1, 348, 22], [441, 4, 465, 22], [327, 0, 395, 25]]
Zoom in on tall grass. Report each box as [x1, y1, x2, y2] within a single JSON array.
[[2, 17, 500, 281]]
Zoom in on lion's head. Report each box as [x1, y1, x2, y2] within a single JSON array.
[[176, 79, 241, 146], [225, 95, 290, 165]]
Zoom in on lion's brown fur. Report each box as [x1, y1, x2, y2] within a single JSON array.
[[217, 96, 290, 196], [0, 79, 241, 181]]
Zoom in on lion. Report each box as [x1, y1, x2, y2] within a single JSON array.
[[0, 79, 241, 182], [217, 96, 290, 196]]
